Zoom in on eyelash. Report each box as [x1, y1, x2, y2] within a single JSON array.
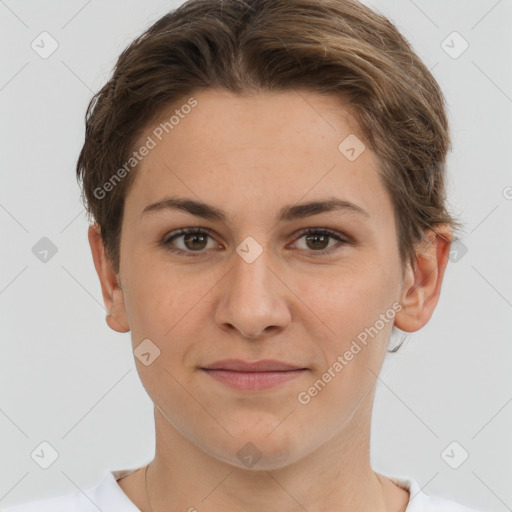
[[160, 227, 350, 258]]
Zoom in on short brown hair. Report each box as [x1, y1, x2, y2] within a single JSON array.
[[76, 0, 461, 276]]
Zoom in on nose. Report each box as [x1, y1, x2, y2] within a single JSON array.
[[214, 247, 291, 340]]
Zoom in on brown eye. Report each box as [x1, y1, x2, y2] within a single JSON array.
[[161, 227, 349, 258], [162, 228, 217, 256], [181, 231, 208, 250], [293, 229, 349, 255], [305, 232, 330, 250]]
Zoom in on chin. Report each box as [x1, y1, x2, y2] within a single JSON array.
[[208, 427, 304, 471]]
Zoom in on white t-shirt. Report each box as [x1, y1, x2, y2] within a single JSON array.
[[1, 468, 480, 512]]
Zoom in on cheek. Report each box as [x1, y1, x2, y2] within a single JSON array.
[[123, 259, 226, 373], [293, 263, 398, 390], [124, 244, 192, 309], [294, 271, 395, 417], [294, 263, 394, 335], [122, 260, 191, 347]]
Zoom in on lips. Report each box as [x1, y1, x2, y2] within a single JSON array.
[[201, 359, 306, 372], [200, 359, 308, 391]]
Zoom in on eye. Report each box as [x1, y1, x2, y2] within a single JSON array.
[[160, 227, 350, 257], [292, 228, 349, 255], [161, 227, 218, 257]]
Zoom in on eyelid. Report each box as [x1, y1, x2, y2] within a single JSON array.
[[292, 227, 350, 244], [290, 227, 350, 255], [161, 227, 220, 257], [161, 226, 351, 257]]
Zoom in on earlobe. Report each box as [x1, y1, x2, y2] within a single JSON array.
[[106, 288, 131, 333], [394, 226, 452, 333], [88, 224, 131, 334]]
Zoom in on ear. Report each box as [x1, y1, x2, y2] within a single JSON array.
[[88, 223, 130, 333], [394, 225, 452, 333]]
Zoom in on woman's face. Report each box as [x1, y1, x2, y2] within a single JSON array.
[[106, 89, 413, 469]]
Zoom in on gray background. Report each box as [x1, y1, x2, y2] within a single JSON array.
[[1, 0, 511, 510]]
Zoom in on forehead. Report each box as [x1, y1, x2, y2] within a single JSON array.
[[152, 88, 363, 156], [124, 88, 391, 226]]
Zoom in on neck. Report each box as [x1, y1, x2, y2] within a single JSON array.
[[143, 396, 400, 512]]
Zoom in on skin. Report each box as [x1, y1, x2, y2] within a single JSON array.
[[88, 88, 451, 512]]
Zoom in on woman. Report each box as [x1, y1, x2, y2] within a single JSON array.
[[4, 0, 479, 510]]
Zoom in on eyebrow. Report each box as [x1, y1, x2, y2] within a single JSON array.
[[140, 196, 370, 222]]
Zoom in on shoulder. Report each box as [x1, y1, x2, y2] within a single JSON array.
[[1, 469, 140, 512], [386, 474, 482, 512], [1, 489, 96, 512]]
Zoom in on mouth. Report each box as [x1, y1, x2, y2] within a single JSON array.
[[200, 359, 308, 391]]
